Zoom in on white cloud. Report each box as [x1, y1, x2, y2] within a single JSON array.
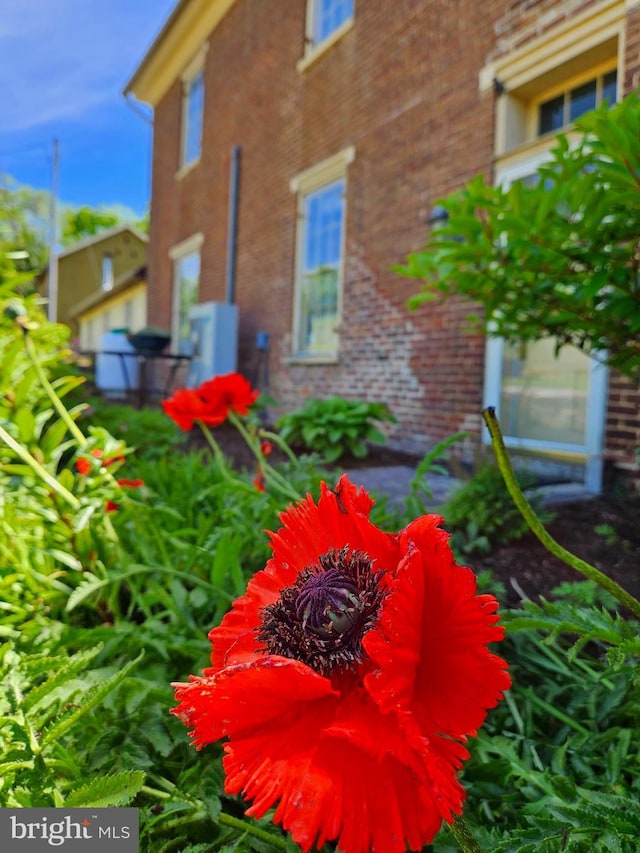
[[0, 0, 175, 133]]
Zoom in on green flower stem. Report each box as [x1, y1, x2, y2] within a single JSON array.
[[140, 786, 289, 851], [196, 420, 257, 495], [229, 412, 302, 502], [22, 332, 87, 447], [483, 407, 640, 619], [216, 812, 289, 850], [197, 421, 234, 479], [0, 422, 80, 508], [448, 814, 485, 853], [259, 428, 300, 466]]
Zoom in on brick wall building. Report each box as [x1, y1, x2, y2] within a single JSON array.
[[126, 0, 640, 491]]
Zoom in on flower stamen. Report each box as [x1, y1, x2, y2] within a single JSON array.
[[258, 546, 386, 677]]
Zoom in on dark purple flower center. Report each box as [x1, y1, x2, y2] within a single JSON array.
[[257, 546, 386, 677]]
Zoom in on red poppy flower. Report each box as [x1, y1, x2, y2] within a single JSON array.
[[162, 388, 223, 431], [75, 457, 91, 476], [198, 372, 259, 419], [172, 475, 510, 853]]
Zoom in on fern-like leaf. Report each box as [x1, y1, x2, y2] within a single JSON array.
[[65, 770, 146, 807]]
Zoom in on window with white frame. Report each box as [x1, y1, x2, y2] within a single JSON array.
[[101, 253, 114, 291], [181, 65, 204, 169], [311, 0, 354, 45], [291, 147, 354, 358], [169, 235, 203, 354], [478, 1, 623, 491], [485, 0, 623, 158], [538, 69, 617, 136], [299, 0, 354, 67]]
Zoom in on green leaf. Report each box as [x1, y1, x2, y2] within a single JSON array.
[[14, 408, 35, 443], [65, 770, 146, 807], [40, 651, 144, 746], [22, 645, 103, 713]]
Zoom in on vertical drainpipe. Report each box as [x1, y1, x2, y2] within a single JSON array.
[[225, 144, 241, 304]]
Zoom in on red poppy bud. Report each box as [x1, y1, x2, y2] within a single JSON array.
[[75, 457, 92, 476]]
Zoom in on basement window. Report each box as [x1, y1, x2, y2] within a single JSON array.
[[538, 70, 618, 136]]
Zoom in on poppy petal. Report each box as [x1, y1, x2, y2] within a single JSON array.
[[367, 514, 510, 738], [204, 661, 462, 853], [265, 477, 400, 590]]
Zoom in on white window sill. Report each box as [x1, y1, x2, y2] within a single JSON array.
[[175, 157, 201, 180], [297, 18, 354, 73], [286, 353, 340, 366]]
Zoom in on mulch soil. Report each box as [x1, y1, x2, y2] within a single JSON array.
[[190, 425, 640, 611]]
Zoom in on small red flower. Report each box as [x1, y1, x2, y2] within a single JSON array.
[[90, 449, 103, 459], [172, 476, 510, 853], [198, 372, 260, 419], [260, 440, 274, 457], [75, 457, 91, 476], [252, 471, 265, 492], [162, 388, 217, 431], [105, 500, 119, 513], [117, 478, 145, 488], [163, 374, 259, 430]]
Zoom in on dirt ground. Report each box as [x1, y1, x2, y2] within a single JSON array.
[[194, 425, 640, 610], [472, 493, 640, 609]]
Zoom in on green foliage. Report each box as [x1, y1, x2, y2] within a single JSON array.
[[0, 641, 145, 807], [401, 93, 640, 383], [80, 397, 186, 461], [451, 584, 640, 853], [3, 278, 640, 852], [0, 177, 50, 279], [276, 396, 396, 463], [441, 464, 545, 555], [368, 432, 466, 530], [61, 205, 120, 246]]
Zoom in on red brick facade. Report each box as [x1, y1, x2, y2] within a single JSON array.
[[143, 0, 639, 485]]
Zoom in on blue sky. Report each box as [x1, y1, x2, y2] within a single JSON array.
[[0, 0, 177, 218]]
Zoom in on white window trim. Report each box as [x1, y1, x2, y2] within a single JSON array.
[[289, 147, 355, 362], [480, 0, 625, 157], [169, 233, 203, 351], [297, 0, 354, 73], [176, 44, 208, 178], [169, 232, 204, 261], [483, 154, 608, 493]]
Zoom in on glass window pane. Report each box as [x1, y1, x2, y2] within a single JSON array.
[[538, 95, 564, 135], [500, 339, 590, 446], [184, 70, 204, 165], [298, 179, 344, 354], [315, 0, 353, 42], [569, 80, 596, 122], [602, 70, 617, 106], [175, 252, 200, 354]]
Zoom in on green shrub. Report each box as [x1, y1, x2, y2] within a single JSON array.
[[80, 398, 186, 462], [276, 396, 396, 463], [442, 464, 546, 555], [452, 583, 640, 852]]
